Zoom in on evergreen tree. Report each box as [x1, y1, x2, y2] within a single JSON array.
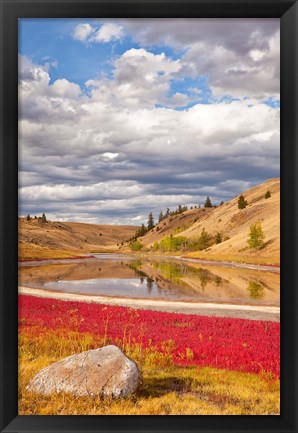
[[136, 224, 147, 238], [147, 212, 155, 231], [204, 196, 212, 208], [247, 222, 265, 249], [41, 213, 47, 222], [158, 211, 164, 222], [265, 190, 271, 199], [215, 232, 222, 244], [220, 200, 224, 206], [165, 208, 170, 217], [141, 223, 147, 236], [198, 228, 211, 250], [238, 195, 248, 209], [26, 214, 31, 222]]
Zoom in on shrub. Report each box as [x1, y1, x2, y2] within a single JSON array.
[[152, 241, 159, 251], [159, 235, 187, 252], [215, 232, 222, 244], [248, 281, 264, 299], [238, 195, 248, 209], [247, 222, 265, 249], [197, 228, 212, 250], [265, 190, 271, 199], [130, 240, 144, 251]]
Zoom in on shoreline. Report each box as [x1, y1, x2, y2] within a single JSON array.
[[18, 253, 280, 272], [138, 254, 280, 272], [19, 286, 280, 322], [178, 256, 280, 272], [18, 254, 96, 263]]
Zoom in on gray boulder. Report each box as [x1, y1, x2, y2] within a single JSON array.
[[27, 345, 141, 398]]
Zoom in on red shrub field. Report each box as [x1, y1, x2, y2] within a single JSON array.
[[19, 295, 280, 378]]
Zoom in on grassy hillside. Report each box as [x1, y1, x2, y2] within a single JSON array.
[[126, 178, 280, 265], [18, 219, 138, 260], [19, 178, 280, 264]]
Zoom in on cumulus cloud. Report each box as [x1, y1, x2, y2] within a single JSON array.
[[72, 22, 123, 44], [72, 23, 94, 41], [70, 19, 279, 100], [119, 18, 277, 53], [50, 79, 82, 99], [86, 48, 183, 108], [181, 30, 279, 99], [19, 55, 85, 122], [18, 19, 280, 224], [109, 18, 280, 100], [91, 23, 123, 43]]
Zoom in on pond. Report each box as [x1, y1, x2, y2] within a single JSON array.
[[19, 254, 279, 307]]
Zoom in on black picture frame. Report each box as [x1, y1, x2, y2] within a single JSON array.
[[0, 0, 297, 432]]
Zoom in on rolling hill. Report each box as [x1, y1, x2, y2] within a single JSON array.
[[123, 178, 280, 265], [19, 178, 280, 265], [18, 219, 138, 260]]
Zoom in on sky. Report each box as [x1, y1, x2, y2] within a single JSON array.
[[18, 18, 280, 225]]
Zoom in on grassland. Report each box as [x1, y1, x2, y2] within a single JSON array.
[[18, 219, 137, 260], [17, 178, 280, 414], [19, 178, 280, 265], [19, 327, 280, 415], [18, 295, 280, 415], [134, 178, 280, 265]]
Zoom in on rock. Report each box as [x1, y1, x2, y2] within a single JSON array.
[[27, 345, 141, 398]]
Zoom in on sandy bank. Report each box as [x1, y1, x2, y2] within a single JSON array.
[[19, 286, 280, 322]]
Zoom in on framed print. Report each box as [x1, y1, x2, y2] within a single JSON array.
[[0, 0, 297, 432]]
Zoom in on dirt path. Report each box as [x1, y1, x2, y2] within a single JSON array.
[[19, 286, 280, 322]]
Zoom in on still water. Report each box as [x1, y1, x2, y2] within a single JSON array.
[[19, 254, 280, 306]]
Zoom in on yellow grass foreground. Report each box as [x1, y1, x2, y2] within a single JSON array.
[[19, 329, 280, 415]]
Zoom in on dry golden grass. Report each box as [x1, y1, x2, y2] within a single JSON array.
[[135, 178, 280, 265], [19, 328, 280, 415], [18, 219, 137, 260], [18, 178, 279, 264]]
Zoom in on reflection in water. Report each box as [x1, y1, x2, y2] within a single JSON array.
[[198, 269, 209, 290], [248, 281, 265, 299], [18, 254, 279, 306], [215, 276, 222, 287], [42, 277, 161, 298], [146, 278, 154, 293]]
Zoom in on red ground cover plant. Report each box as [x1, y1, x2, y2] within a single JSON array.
[[19, 295, 280, 378]]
